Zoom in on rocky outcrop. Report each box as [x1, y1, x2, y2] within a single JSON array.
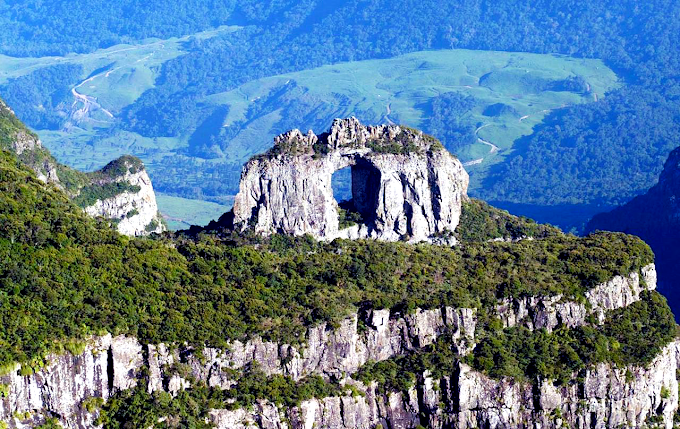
[[1, 267, 672, 429], [0, 99, 60, 186], [1, 98, 164, 237], [497, 263, 657, 331], [163, 306, 476, 387], [83, 156, 165, 236], [208, 341, 680, 429], [0, 306, 475, 428], [0, 335, 136, 428], [231, 118, 469, 243]]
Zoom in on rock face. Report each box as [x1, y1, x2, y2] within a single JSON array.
[[232, 118, 469, 242], [1, 265, 672, 429], [0, 100, 60, 186], [211, 345, 680, 429], [496, 264, 657, 331], [83, 156, 165, 236]]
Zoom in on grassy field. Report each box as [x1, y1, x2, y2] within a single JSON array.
[[156, 194, 230, 231], [0, 45, 620, 219], [0, 25, 240, 171], [208, 49, 619, 175]]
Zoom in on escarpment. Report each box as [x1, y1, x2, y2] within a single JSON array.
[[231, 118, 469, 243], [2, 263, 676, 429], [1, 114, 678, 429], [80, 156, 165, 236], [0, 97, 164, 236]]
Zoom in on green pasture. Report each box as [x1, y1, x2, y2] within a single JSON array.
[[0, 45, 620, 219], [156, 194, 230, 231], [208, 49, 619, 170]]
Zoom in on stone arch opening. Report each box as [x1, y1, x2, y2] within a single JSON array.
[[332, 158, 381, 229]]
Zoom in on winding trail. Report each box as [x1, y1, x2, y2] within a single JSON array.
[[384, 103, 395, 125], [463, 124, 500, 167], [475, 124, 499, 154], [70, 66, 125, 123]]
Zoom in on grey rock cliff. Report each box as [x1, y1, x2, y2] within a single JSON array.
[[208, 339, 680, 429], [497, 263, 657, 331], [83, 157, 165, 236], [1, 266, 672, 429], [232, 118, 469, 243]]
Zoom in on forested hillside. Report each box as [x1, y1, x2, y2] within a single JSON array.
[[1, 0, 680, 230], [1, 138, 677, 427]]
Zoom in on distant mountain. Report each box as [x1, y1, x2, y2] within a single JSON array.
[[587, 146, 680, 312]]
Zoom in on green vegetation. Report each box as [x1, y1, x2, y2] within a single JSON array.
[[1, 0, 680, 232], [82, 396, 105, 413], [98, 365, 346, 429], [0, 0, 238, 57], [337, 202, 363, 229], [471, 291, 677, 384], [366, 140, 420, 156], [223, 365, 343, 409], [456, 198, 561, 242], [36, 418, 60, 429], [0, 98, 89, 192], [0, 97, 143, 210], [145, 219, 160, 232], [356, 333, 459, 392], [0, 147, 656, 370], [99, 155, 144, 178], [73, 182, 141, 208], [0, 46, 617, 212]]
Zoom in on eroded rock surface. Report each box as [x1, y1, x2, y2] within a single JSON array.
[[83, 156, 165, 236], [1, 266, 672, 429], [496, 263, 657, 331], [1, 99, 164, 237], [232, 118, 469, 243]]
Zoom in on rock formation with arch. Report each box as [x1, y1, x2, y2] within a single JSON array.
[[232, 118, 469, 242]]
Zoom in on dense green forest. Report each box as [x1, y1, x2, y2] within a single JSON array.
[[0, 0, 238, 56], [0, 144, 673, 426]]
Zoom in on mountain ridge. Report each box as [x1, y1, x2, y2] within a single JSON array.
[[0, 97, 165, 236]]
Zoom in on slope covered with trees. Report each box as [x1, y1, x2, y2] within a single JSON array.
[[0, 143, 674, 427]]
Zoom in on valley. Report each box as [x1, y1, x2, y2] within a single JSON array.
[[0, 45, 619, 228]]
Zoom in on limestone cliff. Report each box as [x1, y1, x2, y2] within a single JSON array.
[[0, 97, 165, 236], [81, 156, 165, 236], [2, 264, 673, 429], [231, 118, 469, 243]]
